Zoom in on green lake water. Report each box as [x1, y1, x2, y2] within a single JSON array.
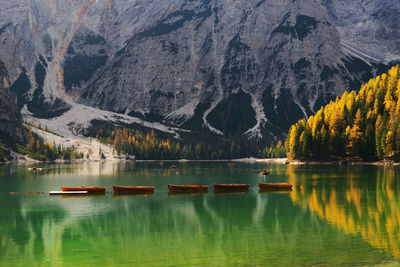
[[0, 162, 399, 266]]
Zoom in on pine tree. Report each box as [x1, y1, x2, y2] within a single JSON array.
[[287, 125, 298, 159], [301, 128, 312, 157], [0, 145, 7, 162], [347, 109, 363, 157], [375, 115, 384, 159], [285, 65, 400, 162], [385, 131, 394, 158], [28, 129, 35, 151]]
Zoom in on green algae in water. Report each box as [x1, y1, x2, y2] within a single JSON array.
[[0, 162, 399, 266]]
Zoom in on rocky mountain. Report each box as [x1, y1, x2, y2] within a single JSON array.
[[0, 60, 24, 142], [0, 0, 399, 142]]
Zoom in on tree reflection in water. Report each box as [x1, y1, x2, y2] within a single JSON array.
[[0, 163, 398, 266], [287, 165, 400, 258]]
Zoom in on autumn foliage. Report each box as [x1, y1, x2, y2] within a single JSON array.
[[87, 121, 286, 160], [286, 65, 400, 161], [24, 129, 83, 161]]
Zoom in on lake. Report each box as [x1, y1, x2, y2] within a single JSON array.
[[0, 162, 399, 266]]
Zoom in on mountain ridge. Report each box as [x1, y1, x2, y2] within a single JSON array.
[[0, 0, 399, 142], [0, 60, 24, 143]]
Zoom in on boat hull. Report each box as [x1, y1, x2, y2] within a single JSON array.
[[258, 183, 293, 190], [113, 185, 155, 193], [61, 186, 106, 192], [213, 184, 250, 191], [168, 184, 208, 193]]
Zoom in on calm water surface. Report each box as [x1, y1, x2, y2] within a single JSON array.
[[0, 162, 399, 266]]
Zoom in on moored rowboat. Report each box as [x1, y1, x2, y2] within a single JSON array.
[[213, 184, 250, 191], [113, 185, 155, 193], [61, 186, 106, 192], [258, 182, 293, 190], [168, 184, 208, 192]]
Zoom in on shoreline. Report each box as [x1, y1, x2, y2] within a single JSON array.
[[287, 160, 400, 166], [7, 157, 400, 166], [4, 157, 288, 165], [136, 158, 288, 163], [8, 157, 134, 164]]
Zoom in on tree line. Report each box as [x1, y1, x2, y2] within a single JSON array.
[[286, 65, 400, 161], [86, 121, 286, 160], [0, 127, 84, 162], [24, 129, 84, 161]]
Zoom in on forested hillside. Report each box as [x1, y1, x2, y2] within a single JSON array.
[[86, 120, 285, 160], [2, 0, 399, 142], [286, 65, 400, 161]]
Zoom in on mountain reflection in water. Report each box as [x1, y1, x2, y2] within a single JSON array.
[[0, 162, 398, 266]]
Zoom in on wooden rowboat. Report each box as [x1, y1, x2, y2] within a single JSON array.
[[113, 185, 155, 193], [213, 184, 250, 191], [258, 182, 293, 190], [61, 186, 106, 192], [168, 184, 208, 193]]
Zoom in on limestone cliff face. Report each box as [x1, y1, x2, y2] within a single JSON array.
[[0, 60, 24, 142], [0, 0, 398, 141]]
